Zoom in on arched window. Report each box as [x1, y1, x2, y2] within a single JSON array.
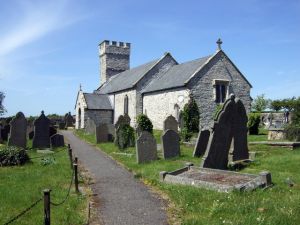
[[78, 108, 81, 128], [174, 104, 180, 121], [124, 95, 129, 115]]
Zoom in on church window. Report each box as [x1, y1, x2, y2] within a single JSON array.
[[124, 95, 129, 114], [213, 79, 229, 104]]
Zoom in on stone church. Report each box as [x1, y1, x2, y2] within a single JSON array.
[[75, 39, 252, 130]]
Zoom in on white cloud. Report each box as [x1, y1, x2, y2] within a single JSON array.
[[0, 0, 86, 57]]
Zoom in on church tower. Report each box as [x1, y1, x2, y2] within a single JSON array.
[[99, 40, 131, 85]]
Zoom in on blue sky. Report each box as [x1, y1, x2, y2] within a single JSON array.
[[0, 0, 299, 117]]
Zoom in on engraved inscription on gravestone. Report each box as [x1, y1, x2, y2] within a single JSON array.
[[163, 115, 178, 133], [136, 131, 157, 163], [161, 129, 180, 159]]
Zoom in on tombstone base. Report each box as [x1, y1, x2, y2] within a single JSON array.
[[160, 166, 272, 192]]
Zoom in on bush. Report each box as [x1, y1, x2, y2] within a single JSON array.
[[137, 114, 153, 134], [180, 127, 193, 142], [213, 104, 223, 120], [247, 113, 261, 135], [182, 97, 200, 133], [0, 146, 29, 166], [115, 124, 135, 150], [285, 125, 300, 141]]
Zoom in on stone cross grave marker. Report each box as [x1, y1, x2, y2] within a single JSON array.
[[161, 129, 180, 159], [136, 131, 157, 163], [193, 129, 210, 157], [200, 94, 249, 170], [96, 124, 109, 143], [50, 134, 65, 148], [8, 112, 27, 149], [163, 115, 178, 133], [32, 111, 50, 149]]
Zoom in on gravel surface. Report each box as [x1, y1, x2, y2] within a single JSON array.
[[62, 130, 168, 225]]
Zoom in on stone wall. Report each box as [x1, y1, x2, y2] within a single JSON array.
[[113, 89, 136, 127], [187, 51, 252, 129], [136, 54, 177, 116], [143, 88, 190, 130], [85, 110, 113, 126]]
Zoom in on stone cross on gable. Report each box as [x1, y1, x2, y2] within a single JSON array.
[[216, 38, 223, 50]]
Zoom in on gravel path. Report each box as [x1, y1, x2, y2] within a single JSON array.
[[61, 130, 168, 225]]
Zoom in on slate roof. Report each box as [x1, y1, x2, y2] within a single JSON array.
[[142, 55, 212, 93], [97, 58, 160, 94], [83, 93, 112, 110]]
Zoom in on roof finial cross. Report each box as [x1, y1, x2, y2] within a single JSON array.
[[216, 38, 223, 50], [79, 83, 82, 91]]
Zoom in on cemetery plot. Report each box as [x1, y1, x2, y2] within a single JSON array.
[[160, 166, 271, 192]]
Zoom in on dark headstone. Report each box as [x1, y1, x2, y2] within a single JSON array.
[[32, 111, 51, 149], [200, 95, 249, 170], [85, 118, 96, 135], [49, 126, 57, 137], [193, 129, 210, 157], [163, 115, 178, 133], [1, 124, 10, 141], [8, 112, 27, 149], [50, 134, 65, 148], [65, 112, 74, 127], [136, 131, 157, 163], [161, 129, 180, 159], [29, 131, 34, 140], [107, 124, 115, 141], [96, 124, 109, 143]]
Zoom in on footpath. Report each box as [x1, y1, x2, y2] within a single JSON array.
[[61, 130, 168, 225]]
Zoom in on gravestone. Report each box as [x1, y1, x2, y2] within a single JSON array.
[[8, 112, 27, 149], [200, 94, 249, 170], [1, 124, 10, 141], [136, 131, 157, 163], [161, 129, 180, 159], [107, 124, 115, 141], [193, 129, 210, 157], [32, 111, 51, 149], [65, 112, 74, 127], [163, 115, 178, 133], [85, 118, 96, 135], [49, 126, 57, 137], [50, 134, 65, 148], [96, 124, 109, 143], [136, 124, 142, 138], [28, 131, 34, 140]]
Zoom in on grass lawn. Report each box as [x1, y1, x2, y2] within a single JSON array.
[[0, 146, 88, 225], [75, 129, 300, 225]]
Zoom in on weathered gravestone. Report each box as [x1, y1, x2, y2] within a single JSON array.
[[65, 112, 74, 128], [200, 94, 249, 170], [1, 124, 10, 141], [163, 115, 178, 133], [49, 126, 57, 137], [161, 129, 180, 159], [96, 124, 109, 143], [28, 131, 34, 140], [8, 112, 27, 149], [32, 111, 51, 149], [193, 129, 210, 157], [136, 131, 157, 163], [85, 118, 96, 135], [107, 124, 115, 141], [50, 134, 65, 148]]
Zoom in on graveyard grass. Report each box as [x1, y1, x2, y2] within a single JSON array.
[[75, 129, 300, 225], [0, 146, 88, 225]]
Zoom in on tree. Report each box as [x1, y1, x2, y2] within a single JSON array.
[[251, 94, 271, 112], [0, 91, 6, 116], [270, 100, 282, 112]]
